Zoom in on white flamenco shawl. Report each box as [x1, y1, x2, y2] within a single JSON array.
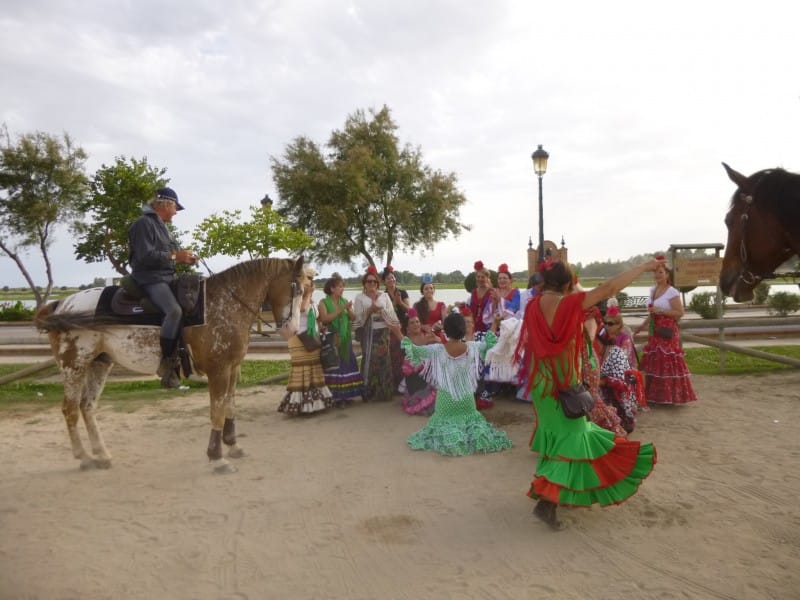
[[402, 337, 487, 401], [485, 317, 522, 383]]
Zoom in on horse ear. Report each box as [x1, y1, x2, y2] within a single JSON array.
[[293, 255, 305, 276], [722, 162, 753, 194]]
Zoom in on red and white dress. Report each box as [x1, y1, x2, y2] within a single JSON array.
[[639, 286, 697, 405]]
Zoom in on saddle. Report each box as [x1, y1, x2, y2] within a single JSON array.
[[95, 274, 206, 328]]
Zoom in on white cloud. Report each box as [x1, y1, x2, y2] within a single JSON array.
[[2, 0, 799, 287]]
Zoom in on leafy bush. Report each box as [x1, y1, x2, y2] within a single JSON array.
[[688, 292, 724, 319], [752, 282, 770, 305], [766, 291, 800, 317], [0, 301, 35, 322]]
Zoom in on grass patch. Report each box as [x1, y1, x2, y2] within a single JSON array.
[[0, 359, 291, 412], [683, 345, 800, 375]]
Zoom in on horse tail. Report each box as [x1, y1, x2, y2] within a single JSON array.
[[34, 306, 121, 333]]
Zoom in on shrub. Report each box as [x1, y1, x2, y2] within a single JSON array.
[[689, 292, 724, 319], [752, 282, 770, 305], [0, 301, 35, 321], [766, 291, 800, 317]]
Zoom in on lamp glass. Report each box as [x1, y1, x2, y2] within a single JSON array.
[[531, 145, 549, 177]]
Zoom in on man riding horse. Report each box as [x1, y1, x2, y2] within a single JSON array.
[[128, 187, 198, 388]]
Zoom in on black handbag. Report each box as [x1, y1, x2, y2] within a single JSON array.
[[557, 384, 595, 419], [655, 326, 674, 339], [319, 332, 340, 371], [296, 331, 321, 351]]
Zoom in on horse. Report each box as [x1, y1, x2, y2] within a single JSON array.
[[719, 163, 800, 302], [34, 256, 306, 474]]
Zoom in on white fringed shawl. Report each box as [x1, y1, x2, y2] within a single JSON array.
[[401, 333, 496, 401], [485, 317, 522, 383]]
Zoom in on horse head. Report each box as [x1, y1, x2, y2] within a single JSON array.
[[266, 255, 306, 331], [719, 163, 794, 302]]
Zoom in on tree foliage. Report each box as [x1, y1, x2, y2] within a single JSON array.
[[0, 127, 88, 306], [73, 156, 168, 276], [192, 205, 313, 260], [270, 105, 469, 269]]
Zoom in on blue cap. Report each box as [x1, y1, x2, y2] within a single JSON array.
[[156, 187, 184, 210]]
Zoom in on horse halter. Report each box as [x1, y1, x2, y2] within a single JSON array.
[[274, 281, 300, 329], [735, 192, 763, 286]]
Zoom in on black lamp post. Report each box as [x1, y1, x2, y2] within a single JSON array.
[[260, 193, 273, 209], [531, 144, 549, 265]]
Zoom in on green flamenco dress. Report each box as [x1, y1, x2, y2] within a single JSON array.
[[401, 334, 512, 456], [520, 292, 656, 507]]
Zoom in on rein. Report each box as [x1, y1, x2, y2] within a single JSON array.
[[198, 257, 298, 330], [735, 195, 762, 286]]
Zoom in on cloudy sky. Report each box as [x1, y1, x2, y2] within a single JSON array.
[[2, 0, 798, 287]]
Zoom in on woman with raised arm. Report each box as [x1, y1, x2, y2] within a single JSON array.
[[516, 258, 661, 530]]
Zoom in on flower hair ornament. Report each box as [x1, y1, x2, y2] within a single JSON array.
[[537, 258, 554, 274], [458, 305, 472, 317], [497, 263, 510, 275], [407, 307, 419, 319], [606, 305, 621, 318], [382, 265, 394, 279], [473, 260, 484, 272], [421, 273, 433, 284], [366, 265, 378, 276]]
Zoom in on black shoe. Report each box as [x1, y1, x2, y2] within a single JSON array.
[[158, 357, 181, 389]]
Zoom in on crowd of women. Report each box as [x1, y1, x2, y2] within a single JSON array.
[[276, 257, 697, 529]]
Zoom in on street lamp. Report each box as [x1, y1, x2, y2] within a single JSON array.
[[531, 144, 549, 265], [260, 193, 273, 209]]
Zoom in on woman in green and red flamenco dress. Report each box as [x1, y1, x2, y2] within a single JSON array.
[[515, 258, 661, 529]]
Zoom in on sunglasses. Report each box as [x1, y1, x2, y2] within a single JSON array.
[[603, 321, 620, 326]]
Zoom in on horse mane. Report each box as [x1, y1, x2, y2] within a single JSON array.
[[731, 168, 800, 226], [206, 257, 294, 292]]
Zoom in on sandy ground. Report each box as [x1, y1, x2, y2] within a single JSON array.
[[1, 373, 799, 600]]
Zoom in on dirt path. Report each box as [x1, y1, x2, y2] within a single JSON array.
[[1, 373, 799, 599]]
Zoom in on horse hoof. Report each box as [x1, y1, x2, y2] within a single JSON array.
[[93, 458, 112, 469], [79, 459, 96, 471], [227, 447, 246, 459], [211, 461, 237, 475]]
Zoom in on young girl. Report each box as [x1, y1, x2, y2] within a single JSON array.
[[401, 312, 512, 456]]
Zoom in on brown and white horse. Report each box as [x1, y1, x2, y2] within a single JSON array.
[[720, 163, 800, 302], [34, 256, 306, 473]]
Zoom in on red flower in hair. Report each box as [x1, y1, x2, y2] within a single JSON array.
[[537, 259, 554, 274], [606, 306, 621, 318], [384, 265, 394, 273], [655, 255, 665, 261], [458, 305, 472, 317], [367, 265, 378, 275], [498, 263, 510, 274], [473, 260, 484, 272]]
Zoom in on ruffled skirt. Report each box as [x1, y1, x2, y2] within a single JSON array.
[[640, 332, 697, 405], [528, 379, 656, 506], [408, 388, 512, 456]]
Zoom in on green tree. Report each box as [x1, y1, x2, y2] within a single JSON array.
[[74, 156, 168, 276], [192, 204, 312, 261], [0, 127, 88, 306], [271, 105, 469, 269]]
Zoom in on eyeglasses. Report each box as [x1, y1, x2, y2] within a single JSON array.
[[603, 321, 620, 326]]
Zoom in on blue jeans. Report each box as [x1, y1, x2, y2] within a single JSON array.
[[142, 281, 182, 341]]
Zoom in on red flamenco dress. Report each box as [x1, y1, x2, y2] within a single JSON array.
[[640, 315, 697, 405], [517, 293, 656, 507]]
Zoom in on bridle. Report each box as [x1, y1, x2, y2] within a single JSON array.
[[734, 192, 762, 286], [733, 189, 793, 287]]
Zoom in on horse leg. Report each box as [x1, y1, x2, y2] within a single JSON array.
[[61, 373, 93, 470], [207, 370, 237, 474], [223, 368, 245, 459], [79, 357, 114, 469]]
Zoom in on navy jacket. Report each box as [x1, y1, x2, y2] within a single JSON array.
[[128, 206, 180, 285]]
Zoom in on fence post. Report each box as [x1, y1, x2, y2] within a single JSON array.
[[716, 286, 726, 373]]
